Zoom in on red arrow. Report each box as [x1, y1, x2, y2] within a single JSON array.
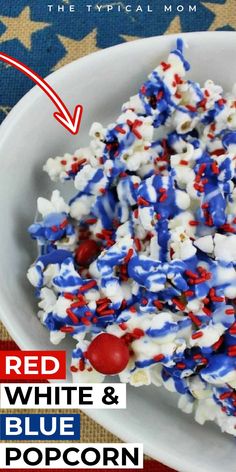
[[0, 52, 83, 135]]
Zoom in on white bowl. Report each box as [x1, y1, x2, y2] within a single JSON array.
[[0, 32, 236, 472]]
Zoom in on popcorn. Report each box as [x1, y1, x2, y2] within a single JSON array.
[[28, 39, 236, 436]]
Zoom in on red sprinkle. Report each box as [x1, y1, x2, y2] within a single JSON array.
[[209, 288, 224, 303], [220, 392, 232, 400], [186, 105, 197, 112], [200, 357, 208, 365], [70, 300, 85, 309], [172, 298, 186, 311], [189, 275, 211, 285], [185, 270, 198, 279], [188, 312, 202, 328], [212, 336, 224, 351], [130, 306, 137, 313], [225, 308, 235, 315], [132, 328, 145, 339], [71, 158, 87, 174], [228, 348, 236, 357], [64, 293, 75, 300], [189, 220, 199, 226], [134, 238, 142, 252], [127, 119, 143, 140], [96, 302, 109, 313], [176, 362, 186, 370], [175, 92, 182, 99], [228, 346, 236, 352], [99, 309, 115, 316], [156, 90, 164, 101], [205, 214, 214, 227], [202, 307, 212, 317], [137, 196, 150, 206], [210, 148, 225, 157], [99, 188, 106, 194], [115, 125, 126, 134], [141, 298, 148, 306], [202, 297, 210, 304], [184, 290, 194, 297], [66, 309, 79, 324], [124, 248, 134, 264], [220, 223, 235, 233], [60, 219, 68, 229], [79, 280, 97, 292], [132, 128, 142, 140], [192, 331, 204, 339], [161, 61, 171, 71], [79, 359, 85, 371], [193, 354, 202, 360], [198, 163, 207, 176], [159, 193, 168, 203], [97, 297, 111, 305], [60, 326, 74, 333], [194, 183, 204, 192], [211, 162, 219, 174], [153, 300, 164, 310], [80, 317, 91, 326], [217, 98, 226, 107], [85, 218, 98, 225], [84, 310, 93, 317], [119, 171, 128, 178], [198, 98, 207, 109], [174, 74, 183, 85], [211, 296, 224, 303], [119, 322, 127, 331]]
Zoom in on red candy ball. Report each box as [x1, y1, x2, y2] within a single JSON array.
[[87, 333, 130, 375], [75, 240, 100, 266]]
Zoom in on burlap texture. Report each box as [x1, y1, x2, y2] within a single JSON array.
[[0, 323, 10, 341]]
